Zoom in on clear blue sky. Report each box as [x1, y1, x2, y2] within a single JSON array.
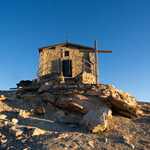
[[0, 0, 150, 102]]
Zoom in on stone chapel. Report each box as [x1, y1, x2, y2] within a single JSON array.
[[37, 42, 96, 84]]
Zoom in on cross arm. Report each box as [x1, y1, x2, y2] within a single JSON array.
[[79, 50, 113, 53]]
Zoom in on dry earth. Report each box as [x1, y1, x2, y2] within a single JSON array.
[[0, 91, 150, 150]]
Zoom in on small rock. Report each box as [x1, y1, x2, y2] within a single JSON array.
[[104, 138, 108, 143], [0, 114, 7, 119], [9, 126, 24, 136], [0, 95, 4, 98], [18, 109, 27, 119], [0, 97, 7, 101], [25, 126, 46, 136], [86, 90, 99, 96], [88, 141, 94, 148], [1, 139, 7, 143], [47, 102, 55, 110], [123, 135, 129, 142], [21, 138, 27, 143], [4, 121, 8, 126], [12, 118, 18, 124], [53, 110, 65, 119], [35, 108, 45, 115]]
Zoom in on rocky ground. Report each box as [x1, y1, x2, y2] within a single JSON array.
[[0, 89, 150, 150]]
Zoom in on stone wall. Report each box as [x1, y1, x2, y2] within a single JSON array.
[[75, 71, 96, 84], [38, 71, 96, 85], [38, 46, 95, 81]]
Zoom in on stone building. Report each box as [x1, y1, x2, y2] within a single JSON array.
[[37, 42, 96, 83]]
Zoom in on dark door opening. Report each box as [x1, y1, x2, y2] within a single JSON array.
[[63, 59, 72, 77]]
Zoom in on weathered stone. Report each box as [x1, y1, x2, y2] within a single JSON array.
[[18, 110, 27, 119], [108, 96, 138, 117], [25, 126, 46, 136], [37, 82, 53, 93], [86, 90, 99, 96], [42, 92, 55, 104], [0, 114, 7, 119], [7, 94, 16, 102], [9, 126, 24, 136], [81, 109, 107, 133], [68, 85, 77, 88], [29, 98, 45, 108], [118, 111, 133, 118], [24, 94, 36, 100], [100, 107, 112, 119], [73, 89, 84, 94], [35, 108, 45, 115], [88, 141, 94, 148], [53, 110, 65, 119], [47, 102, 55, 110], [12, 118, 18, 124], [56, 94, 99, 114]]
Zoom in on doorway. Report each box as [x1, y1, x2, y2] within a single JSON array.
[[63, 59, 72, 77]]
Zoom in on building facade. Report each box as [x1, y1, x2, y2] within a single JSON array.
[[37, 42, 96, 82]]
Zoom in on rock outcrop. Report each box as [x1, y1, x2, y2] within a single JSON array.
[[56, 94, 99, 114]]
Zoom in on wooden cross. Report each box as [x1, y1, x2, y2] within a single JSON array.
[[80, 40, 113, 84]]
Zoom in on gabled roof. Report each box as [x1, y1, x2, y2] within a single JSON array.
[[38, 42, 94, 51]]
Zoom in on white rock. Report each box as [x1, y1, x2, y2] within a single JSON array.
[[88, 141, 94, 148], [12, 118, 18, 124], [0, 114, 7, 119]]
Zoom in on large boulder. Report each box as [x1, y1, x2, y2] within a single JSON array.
[[80, 109, 108, 133], [56, 94, 99, 114]]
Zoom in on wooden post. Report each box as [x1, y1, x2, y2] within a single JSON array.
[[94, 40, 99, 84]]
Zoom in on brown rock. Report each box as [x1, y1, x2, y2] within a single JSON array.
[[53, 110, 65, 119], [47, 102, 55, 110], [29, 98, 45, 108], [86, 90, 99, 96], [118, 111, 133, 118], [35, 108, 45, 115], [56, 94, 99, 114], [37, 82, 53, 93], [7, 95, 16, 102], [42, 92, 55, 104], [56, 97, 69, 108], [24, 94, 36, 100]]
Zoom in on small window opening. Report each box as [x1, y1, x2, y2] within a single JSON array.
[[65, 51, 69, 56]]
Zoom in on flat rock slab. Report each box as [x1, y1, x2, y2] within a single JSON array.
[[9, 125, 46, 136], [108, 96, 138, 117]]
